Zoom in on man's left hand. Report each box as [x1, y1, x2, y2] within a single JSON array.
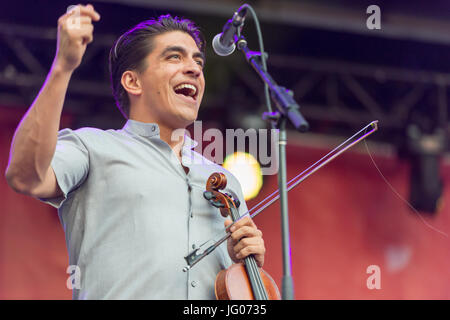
[[225, 216, 265, 268]]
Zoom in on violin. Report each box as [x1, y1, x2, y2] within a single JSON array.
[[204, 172, 281, 300]]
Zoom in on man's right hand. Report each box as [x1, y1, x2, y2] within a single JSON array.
[[54, 4, 101, 73]]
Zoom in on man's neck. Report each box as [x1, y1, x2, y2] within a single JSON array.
[[158, 125, 186, 161]]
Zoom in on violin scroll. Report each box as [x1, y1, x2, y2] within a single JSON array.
[[206, 172, 227, 191], [203, 172, 238, 218]]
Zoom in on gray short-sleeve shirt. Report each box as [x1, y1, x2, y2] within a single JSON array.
[[41, 119, 248, 300]]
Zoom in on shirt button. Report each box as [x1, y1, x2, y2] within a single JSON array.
[[191, 281, 198, 287]]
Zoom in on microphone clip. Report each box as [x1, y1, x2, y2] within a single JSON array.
[[232, 8, 247, 27]]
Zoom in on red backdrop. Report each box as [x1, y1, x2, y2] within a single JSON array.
[[1, 106, 449, 299]]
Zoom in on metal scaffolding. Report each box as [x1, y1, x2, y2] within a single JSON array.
[[0, 0, 449, 152]]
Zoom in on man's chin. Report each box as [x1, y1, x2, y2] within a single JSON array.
[[181, 116, 198, 128], [169, 113, 198, 130], [180, 107, 199, 123]]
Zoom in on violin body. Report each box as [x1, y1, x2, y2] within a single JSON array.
[[215, 263, 281, 300]]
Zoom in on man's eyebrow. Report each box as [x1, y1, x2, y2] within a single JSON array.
[[160, 45, 205, 63]]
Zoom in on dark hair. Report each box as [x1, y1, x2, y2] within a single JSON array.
[[108, 14, 206, 119]]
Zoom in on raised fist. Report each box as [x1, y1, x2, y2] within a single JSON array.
[[54, 4, 101, 72]]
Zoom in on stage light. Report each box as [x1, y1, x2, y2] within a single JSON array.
[[223, 152, 263, 200]]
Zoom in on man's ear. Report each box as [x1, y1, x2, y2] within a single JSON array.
[[121, 70, 142, 96]]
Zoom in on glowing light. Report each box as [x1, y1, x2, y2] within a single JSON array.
[[223, 152, 263, 200]]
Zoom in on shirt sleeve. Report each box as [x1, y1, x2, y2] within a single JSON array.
[[39, 128, 90, 208]]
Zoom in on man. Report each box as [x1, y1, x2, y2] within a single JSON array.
[[5, 4, 266, 299]]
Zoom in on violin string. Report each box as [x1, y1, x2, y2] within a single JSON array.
[[246, 256, 267, 299], [246, 258, 260, 298], [254, 260, 268, 299], [252, 258, 268, 299], [258, 264, 269, 299], [363, 138, 449, 238], [231, 207, 268, 299]]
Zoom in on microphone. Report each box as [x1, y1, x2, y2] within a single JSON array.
[[212, 7, 247, 56]]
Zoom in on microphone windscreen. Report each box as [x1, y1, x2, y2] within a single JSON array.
[[212, 33, 236, 56]]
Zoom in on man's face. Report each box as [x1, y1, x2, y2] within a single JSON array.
[[137, 31, 205, 129]]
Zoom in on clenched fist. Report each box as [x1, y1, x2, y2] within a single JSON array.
[[54, 4, 100, 73]]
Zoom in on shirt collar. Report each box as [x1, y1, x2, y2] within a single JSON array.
[[123, 119, 198, 150], [123, 119, 160, 137], [183, 134, 198, 150]]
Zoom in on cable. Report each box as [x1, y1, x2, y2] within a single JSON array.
[[239, 3, 272, 114]]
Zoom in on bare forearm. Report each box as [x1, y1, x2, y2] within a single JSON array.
[[5, 63, 72, 190], [5, 4, 100, 193]]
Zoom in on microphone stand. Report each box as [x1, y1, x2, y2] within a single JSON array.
[[235, 34, 309, 300]]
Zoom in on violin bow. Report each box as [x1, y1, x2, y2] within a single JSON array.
[[183, 120, 379, 272]]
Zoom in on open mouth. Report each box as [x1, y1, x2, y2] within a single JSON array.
[[173, 83, 198, 101]]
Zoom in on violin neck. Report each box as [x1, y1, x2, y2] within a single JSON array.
[[244, 255, 269, 300], [230, 208, 269, 300]]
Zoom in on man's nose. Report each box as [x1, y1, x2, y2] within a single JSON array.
[[183, 60, 202, 77]]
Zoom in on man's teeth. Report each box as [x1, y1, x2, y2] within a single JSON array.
[[174, 83, 197, 96]]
